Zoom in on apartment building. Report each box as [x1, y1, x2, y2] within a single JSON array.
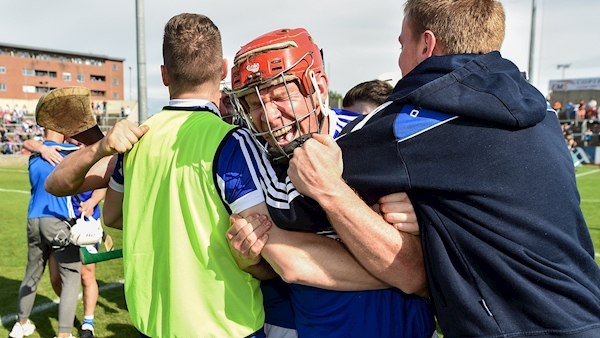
[[0, 42, 124, 101]]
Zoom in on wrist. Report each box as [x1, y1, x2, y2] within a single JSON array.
[[311, 176, 351, 206]]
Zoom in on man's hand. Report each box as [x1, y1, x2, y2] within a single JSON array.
[[97, 120, 149, 156], [372, 192, 419, 235], [40, 144, 64, 167], [78, 201, 95, 219], [226, 213, 271, 270], [288, 133, 343, 201]]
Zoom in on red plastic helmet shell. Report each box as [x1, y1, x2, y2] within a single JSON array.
[[231, 28, 324, 97]]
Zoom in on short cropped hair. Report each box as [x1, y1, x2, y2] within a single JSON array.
[[162, 13, 223, 97], [343, 80, 393, 115], [404, 0, 505, 54]]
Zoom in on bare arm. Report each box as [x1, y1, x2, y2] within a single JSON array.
[[237, 202, 389, 291], [78, 188, 107, 218], [45, 120, 148, 196], [288, 134, 427, 296], [45, 150, 116, 196], [227, 192, 418, 286], [22, 139, 63, 166], [102, 187, 123, 230]]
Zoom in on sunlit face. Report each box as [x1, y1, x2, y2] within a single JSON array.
[[398, 16, 422, 77], [242, 81, 320, 149]]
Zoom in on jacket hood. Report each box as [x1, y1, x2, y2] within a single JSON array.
[[389, 51, 548, 128]]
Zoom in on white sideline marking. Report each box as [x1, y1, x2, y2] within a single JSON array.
[[0, 187, 29, 194], [576, 169, 600, 178], [1, 280, 124, 325], [0, 168, 28, 174]]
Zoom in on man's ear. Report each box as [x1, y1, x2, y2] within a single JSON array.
[[315, 72, 329, 98], [161, 65, 169, 86], [221, 59, 228, 81], [422, 30, 439, 58]]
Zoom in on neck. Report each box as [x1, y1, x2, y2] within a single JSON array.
[[170, 84, 221, 108]]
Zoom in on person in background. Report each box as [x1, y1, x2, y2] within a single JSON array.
[[342, 79, 393, 115], [10, 128, 80, 338], [23, 138, 105, 338]]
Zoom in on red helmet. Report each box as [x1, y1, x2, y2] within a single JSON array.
[[229, 28, 327, 164], [231, 28, 324, 97]]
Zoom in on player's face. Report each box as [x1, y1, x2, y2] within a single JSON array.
[[398, 16, 422, 77], [243, 81, 319, 149]]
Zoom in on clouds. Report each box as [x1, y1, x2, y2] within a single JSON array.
[[1, 0, 598, 115]]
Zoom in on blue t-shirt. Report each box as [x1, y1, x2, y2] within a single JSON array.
[[28, 141, 79, 219]]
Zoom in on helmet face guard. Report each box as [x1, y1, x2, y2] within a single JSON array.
[[229, 28, 327, 163]]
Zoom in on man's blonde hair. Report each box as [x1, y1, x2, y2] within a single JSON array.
[[404, 0, 505, 54], [162, 13, 223, 97]]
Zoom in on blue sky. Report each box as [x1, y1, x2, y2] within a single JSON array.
[[1, 0, 598, 115]]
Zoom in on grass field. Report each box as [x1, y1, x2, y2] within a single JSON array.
[[0, 164, 598, 338], [0, 166, 137, 338]]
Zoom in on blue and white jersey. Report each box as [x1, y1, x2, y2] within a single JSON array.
[[108, 153, 124, 193], [28, 141, 78, 219]]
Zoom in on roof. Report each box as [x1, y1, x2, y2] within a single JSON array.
[[0, 42, 125, 62]]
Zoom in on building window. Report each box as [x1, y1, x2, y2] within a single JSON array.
[[63, 72, 72, 82], [22, 68, 35, 76], [113, 92, 119, 99], [23, 85, 36, 93], [90, 75, 106, 82], [112, 64, 118, 71], [0, 84, 6, 91], [91, 90, 106, 97], [113, 79, 119, 86], [77, 73, 85, 83], [0, 66, 5, 74]]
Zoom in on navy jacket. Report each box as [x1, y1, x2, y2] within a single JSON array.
[[337, 51, 600, 337]]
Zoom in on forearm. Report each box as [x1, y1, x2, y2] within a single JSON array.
[[239, 203, 388, 291], [261, 226, 389, 291], [87, 188, 107, 207], [22, 139, 43, 153], [243, 259, 278, 280], [45, 144, 114, 196], [314, 179, 427, 295]]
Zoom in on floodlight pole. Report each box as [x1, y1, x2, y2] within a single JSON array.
[[557, 63, 571, 79], [527, 0, 537, 84], [136, 0, 148, 123]]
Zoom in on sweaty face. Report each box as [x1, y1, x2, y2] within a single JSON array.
[[242, 81, 319, 149], [398, 16, 422, 77]]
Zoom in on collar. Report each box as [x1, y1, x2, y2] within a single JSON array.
[[168, 99, 221, 118]]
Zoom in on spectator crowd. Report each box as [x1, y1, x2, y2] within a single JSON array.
[[0, 103, 43, 155]]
